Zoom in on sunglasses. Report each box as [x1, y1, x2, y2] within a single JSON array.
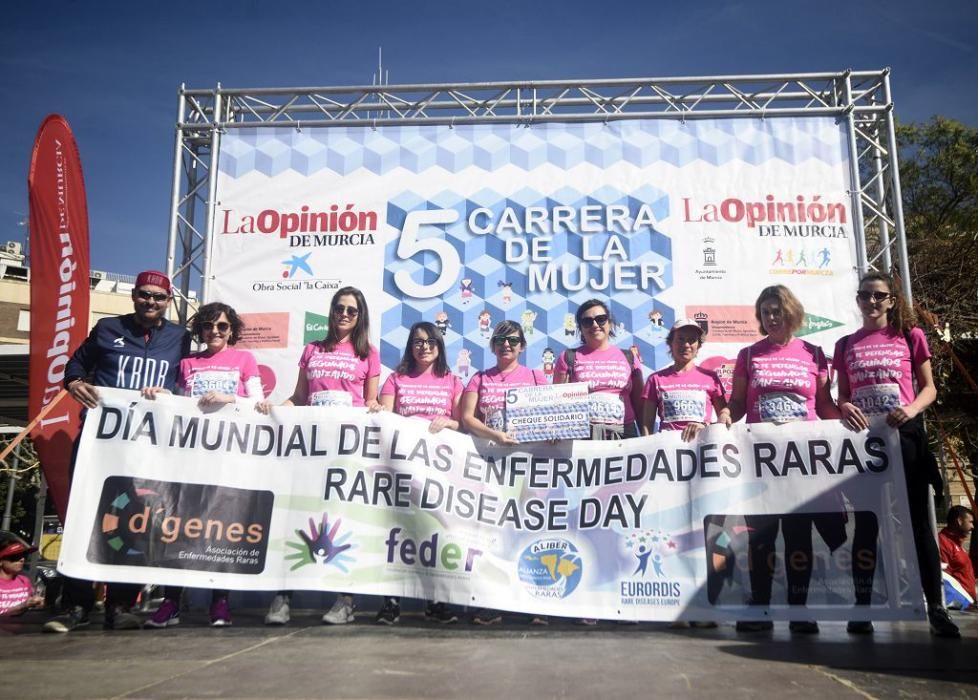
[[580, 314, 609, 328], [492, 335, 522, 348], [1, 554, 26, 562], [411, 339, 438, 349], [856, 291, 893, 303], [201, 321, 230, 333], [136, 290, 170, 303], [333, 304, 360, 318]]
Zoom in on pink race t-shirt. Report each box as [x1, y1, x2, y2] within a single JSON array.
[[733, 337, 828, 424], [178, 348, 261, 398], [833, 326, 930, 416], [643, 366, 725, 432], [554, 346, 642, 423], [0, 574, 32, 615], [464, 365, 547, 429], [300, 341, 381, 407], [381, 370, 463, 422]]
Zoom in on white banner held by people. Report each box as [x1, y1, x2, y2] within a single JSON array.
[[59, 388, 924, 622]]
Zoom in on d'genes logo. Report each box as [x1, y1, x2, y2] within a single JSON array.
[[88, 476, 274, 574], [285, 512, 355, 573]]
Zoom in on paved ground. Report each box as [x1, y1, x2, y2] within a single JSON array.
[[2, 608, 977, 699]]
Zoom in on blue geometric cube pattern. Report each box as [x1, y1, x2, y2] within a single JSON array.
[[218, 118, 849, 179]]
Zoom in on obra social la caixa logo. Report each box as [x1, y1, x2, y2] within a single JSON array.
[[284, 513, 356, 573], [517, 538, 583, 600], [88, 476, 274, 574]]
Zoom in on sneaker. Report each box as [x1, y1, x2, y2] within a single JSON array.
[[105, 605, 143, 630], [264, 594, 290, 625], [735, 620, 773, 632], [43, 606, 90, 633], [425, 602, 458, 624], [375, 598, 400, 625], [928, 606, 961, 638], [576, 618, 598, 626], [846, 620, 874, 635], [210, 597, 232, 627], [144, 599, 180, 629], [689, 621, 719, 629], [789, 620, 820, 634], [472, 608, 502, 625], [322, 594, 355, 625], [530, 615, 550, 626]]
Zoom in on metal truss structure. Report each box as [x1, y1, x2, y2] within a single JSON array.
[[167, 69, 908, 320]]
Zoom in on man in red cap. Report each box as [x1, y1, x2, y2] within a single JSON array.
[[44, 270, 190, 632], [0, 533, 44, 616]]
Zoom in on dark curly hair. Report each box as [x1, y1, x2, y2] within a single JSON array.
[[396, 322, 450, 376], [188, 302, 244, 345]]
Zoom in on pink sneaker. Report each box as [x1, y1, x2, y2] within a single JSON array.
[[210, 597, 232, 627], [145, 599, 179, 628]]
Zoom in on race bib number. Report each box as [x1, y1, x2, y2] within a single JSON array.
[[661, 389, 707, 424], [310, 390, 353, 408], [852, 384, 901, 416], [757, 391, 808, 424], [485, 409, 505, 432], [189, 371, 239, 398], [589, 393, 625, 426]]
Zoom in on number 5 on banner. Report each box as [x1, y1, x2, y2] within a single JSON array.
[[393, 209, 461, 299]]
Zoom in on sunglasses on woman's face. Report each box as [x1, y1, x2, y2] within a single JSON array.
[[333, 304, 360, 318], [492, 335, 522, 348], [412, 338, 438, 349], [201, 321, 230, 333], [856, 291, 893, 303], [579, 314, 609, 328]]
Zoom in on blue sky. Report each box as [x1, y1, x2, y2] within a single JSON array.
[[2, 0, 976, 278]]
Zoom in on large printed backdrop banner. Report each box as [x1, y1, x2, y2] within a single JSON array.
[[209, 118, 862, 398], [59, 389, 925, 622]]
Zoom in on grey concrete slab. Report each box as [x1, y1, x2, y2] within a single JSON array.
[[1, 609, 976, 699]]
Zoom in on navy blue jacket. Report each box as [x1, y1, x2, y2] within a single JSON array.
[[64, 314, 191, 392]]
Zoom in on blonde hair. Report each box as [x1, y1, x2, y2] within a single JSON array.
[[755, 285, 805, 336]]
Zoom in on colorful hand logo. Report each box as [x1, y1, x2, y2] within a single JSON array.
[[285, 513, 355, 572]]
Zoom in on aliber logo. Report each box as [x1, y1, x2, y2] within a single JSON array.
[[220, 203, 378, 249], [517, 538, 583, 600]]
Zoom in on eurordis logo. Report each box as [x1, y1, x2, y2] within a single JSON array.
[[88, 476, 274, 574], [622, 529, 678, 577], [517, 538, 583, 600], [619, 529, 683, 606], [284, 512, 355, 572]]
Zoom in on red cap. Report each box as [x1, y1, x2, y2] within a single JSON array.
[[135, 270, 171, 293], [0, 533, 37, 560]]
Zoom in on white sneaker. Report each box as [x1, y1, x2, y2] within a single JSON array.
[[322, 595, 355, 624], [264, 595, 290, 625]]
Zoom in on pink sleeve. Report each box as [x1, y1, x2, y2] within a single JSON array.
[[177, 358, 192, 395], [733, 347, 750, 380], [380, 373, 397, 397], [367, 346, 381, 378], [908, 327, 932, 366], [464, 372, 483, 394], [297, 343, 312, 370], [451, 375, 464, 401], [708, 371, 725, 401], [642, 375, 658, 402], [554, 350, 571, 375]]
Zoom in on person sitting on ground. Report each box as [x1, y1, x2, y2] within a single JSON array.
[[939, 506, 976, 610]]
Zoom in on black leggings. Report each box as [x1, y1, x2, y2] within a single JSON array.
[[744, 514, 814, 606]]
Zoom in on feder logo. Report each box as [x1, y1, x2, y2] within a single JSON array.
[[88, 476, 274, 574]]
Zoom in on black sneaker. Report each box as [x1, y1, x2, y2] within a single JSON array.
[[846, 620, 874, 635], [789, 620, 819, 634], [104, 605, 142, 631], [928, 606, 961, 638], [735, 620, 773, 632], [375, 598, 400, 625], [424, 602, 458, 624], [43, 606, 90, 633], [472, 608, 502, 625]]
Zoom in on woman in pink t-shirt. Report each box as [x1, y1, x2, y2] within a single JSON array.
[[460, 320, 546, 626], [728, 285, 840, 635], [0, 535, 43, 617], [642, 318, 730, 442], [256, 286, 381, 628], [374, 321, 462, 626], [144, 301, 261, 629], [834, 272, 958, 638], [554, 299, 644, 440]]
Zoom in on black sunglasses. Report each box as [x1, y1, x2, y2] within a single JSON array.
[[333, 304, 360, 318], [492, 335, 522, 348], [201, 321, 230, 333], [856, 291, 893, 303], [580, 314, 609, 328], [136, 289, 170, 303]]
